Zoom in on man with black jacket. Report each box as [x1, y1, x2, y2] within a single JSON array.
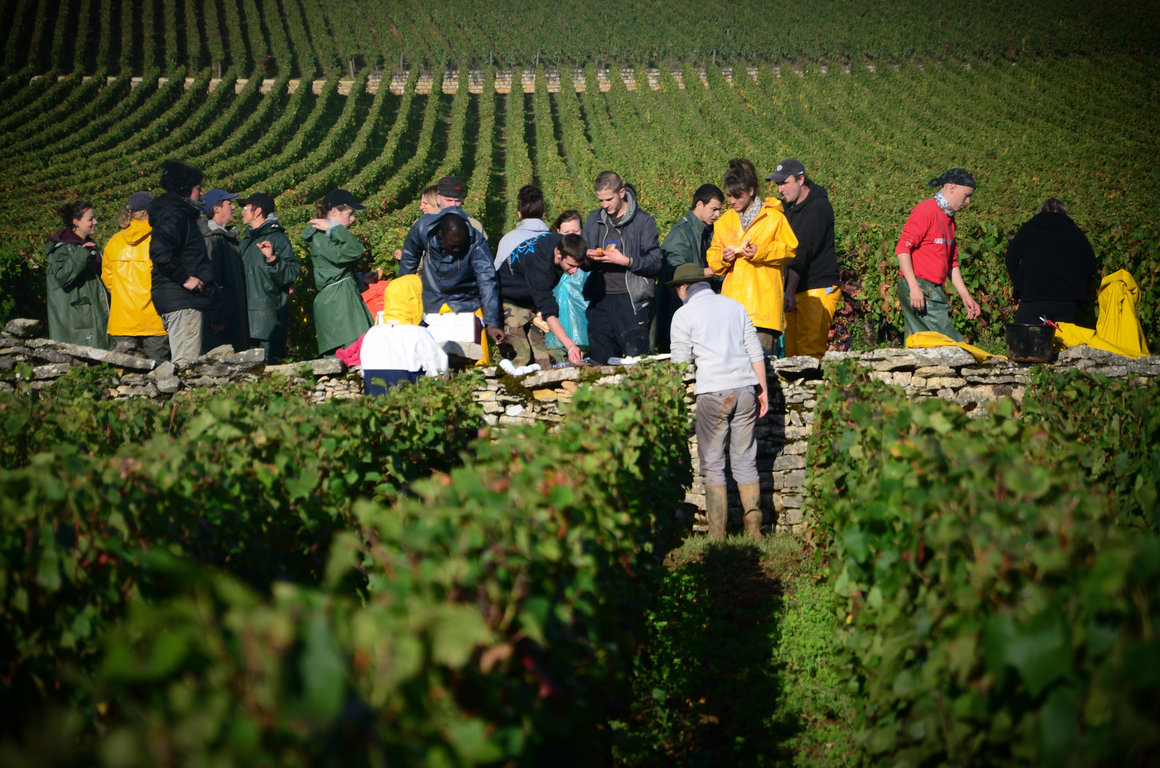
[[497, 232, 588, 366], [581, 171, 662, 364], [150, 160, 215, 364], [772, 159, 842, 359]]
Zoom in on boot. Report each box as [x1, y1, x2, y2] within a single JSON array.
[[704, 485, 727, 539], [739, 481, 764, 540]]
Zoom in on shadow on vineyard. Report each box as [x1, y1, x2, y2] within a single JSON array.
[[614, 536, 855, 767]]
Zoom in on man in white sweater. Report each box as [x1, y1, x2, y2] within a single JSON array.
[[669, 262, 769, 538]]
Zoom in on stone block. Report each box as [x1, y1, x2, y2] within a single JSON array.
[[4, 318, 41, 337], [33, 363, 71, 379], [915, 365, 955, 377], [773, 454, 806, 471], [782, 440, 809, 456]]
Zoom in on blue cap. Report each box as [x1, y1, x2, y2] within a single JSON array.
[[201, 188, 238, 212]]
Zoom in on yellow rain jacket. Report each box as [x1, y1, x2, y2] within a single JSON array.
[[1095, 269, 1150, 357], [707, 198, 798, 332], [101, 219, 166, 336], [380, 274, 424, 326]]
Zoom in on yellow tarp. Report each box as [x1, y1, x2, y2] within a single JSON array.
[[905, 331, 1001, 363], [1094, 269, 1150, 357]]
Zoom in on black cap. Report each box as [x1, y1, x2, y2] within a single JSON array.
[[437, 176, 467, 199], [239, 192, 277, 214], [768, 158, 806, 183], [929, 168, 976, 188], [126, 191, 154, 212], [321, 189, 366, 211]]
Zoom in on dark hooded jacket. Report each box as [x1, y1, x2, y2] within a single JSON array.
[[199, 218, 247, 352], [402, 207, 501, 328], [150, 193, 215, 314], [1005, 211, 1097, 304], [783, 183, 841, 290]]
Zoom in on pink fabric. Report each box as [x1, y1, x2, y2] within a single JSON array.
[[336, 335, 364, 366]]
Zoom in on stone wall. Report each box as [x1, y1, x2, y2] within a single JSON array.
[[5, 318, 1157, 534]]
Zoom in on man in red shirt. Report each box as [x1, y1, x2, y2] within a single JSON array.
[[895, 168, 981, 341]]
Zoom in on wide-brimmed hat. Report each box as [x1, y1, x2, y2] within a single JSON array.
[[666, 262, 711, 288]]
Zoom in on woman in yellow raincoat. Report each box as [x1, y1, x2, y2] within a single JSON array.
[[101, 192, 169, 361], [707, 159, 798, 355]]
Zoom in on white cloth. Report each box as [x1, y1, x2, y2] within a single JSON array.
[[359, 323, 448, 375]]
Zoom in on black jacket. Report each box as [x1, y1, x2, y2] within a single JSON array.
[[783, 184, 841, 290], [1005, 211, 1097, 303], [150, 193, 215, 313], [498, 232, 565, 317]]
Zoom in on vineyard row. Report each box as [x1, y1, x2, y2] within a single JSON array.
[[19, 59, 1013, 96]]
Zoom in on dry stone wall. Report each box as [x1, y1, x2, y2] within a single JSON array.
[[4, 318, 1157, 534]]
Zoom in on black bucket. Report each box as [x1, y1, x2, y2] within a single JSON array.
[[1006, 323, 1056, 362]]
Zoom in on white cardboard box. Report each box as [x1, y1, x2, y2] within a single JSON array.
[[423, 312, 482, 344]]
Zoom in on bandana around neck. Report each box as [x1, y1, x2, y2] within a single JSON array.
[[934, 191, 956, 218]]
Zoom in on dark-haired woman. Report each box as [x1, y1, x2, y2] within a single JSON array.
[[303, 189, 373, 355], [707, 158, 798, 356], [46, 200, 111, 349]]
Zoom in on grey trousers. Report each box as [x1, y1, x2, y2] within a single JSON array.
[[696, 386, 759, 487], [162, 308, 204, 364]]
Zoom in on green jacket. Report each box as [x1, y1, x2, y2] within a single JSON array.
[[301, 222, 372, 354], [653, 211, 718, 353], [241, 217, 299, 341], [45, 234, 111, 350]]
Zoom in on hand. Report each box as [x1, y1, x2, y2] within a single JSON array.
[[258, 241, 275, 263], [309, 218, 331, 231], [182, 276, 204, 291], [757, 387, 769, 418], [392, 248, 402, 260], [722, 246, 738, 263], [567, 345, 583, 364], [784, 291, 797, 312], [486, 325, 506, 345], [739, 243, 758, 260], [963, 296, 981, 319], [908, 282, 926, 312]]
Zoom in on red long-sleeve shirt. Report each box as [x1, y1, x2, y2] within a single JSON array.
[[896, 197, 957, 284]]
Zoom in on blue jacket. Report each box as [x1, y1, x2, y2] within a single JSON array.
[[400, 207, 500, 328]]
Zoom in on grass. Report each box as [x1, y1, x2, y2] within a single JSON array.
[[611, 533, 860, 766]]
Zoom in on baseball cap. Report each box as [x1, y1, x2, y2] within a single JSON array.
[[201, 188, 238, 211], [767, 159, 806, 183], [238, 192, 277, 214], [321, 189, 366, 211], [126, 191, 154, 212]]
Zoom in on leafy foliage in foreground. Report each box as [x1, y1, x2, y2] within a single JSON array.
[[0, 371, 483, 741], [805, 362, 1160, 766], [0, 364, 693, 766]]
